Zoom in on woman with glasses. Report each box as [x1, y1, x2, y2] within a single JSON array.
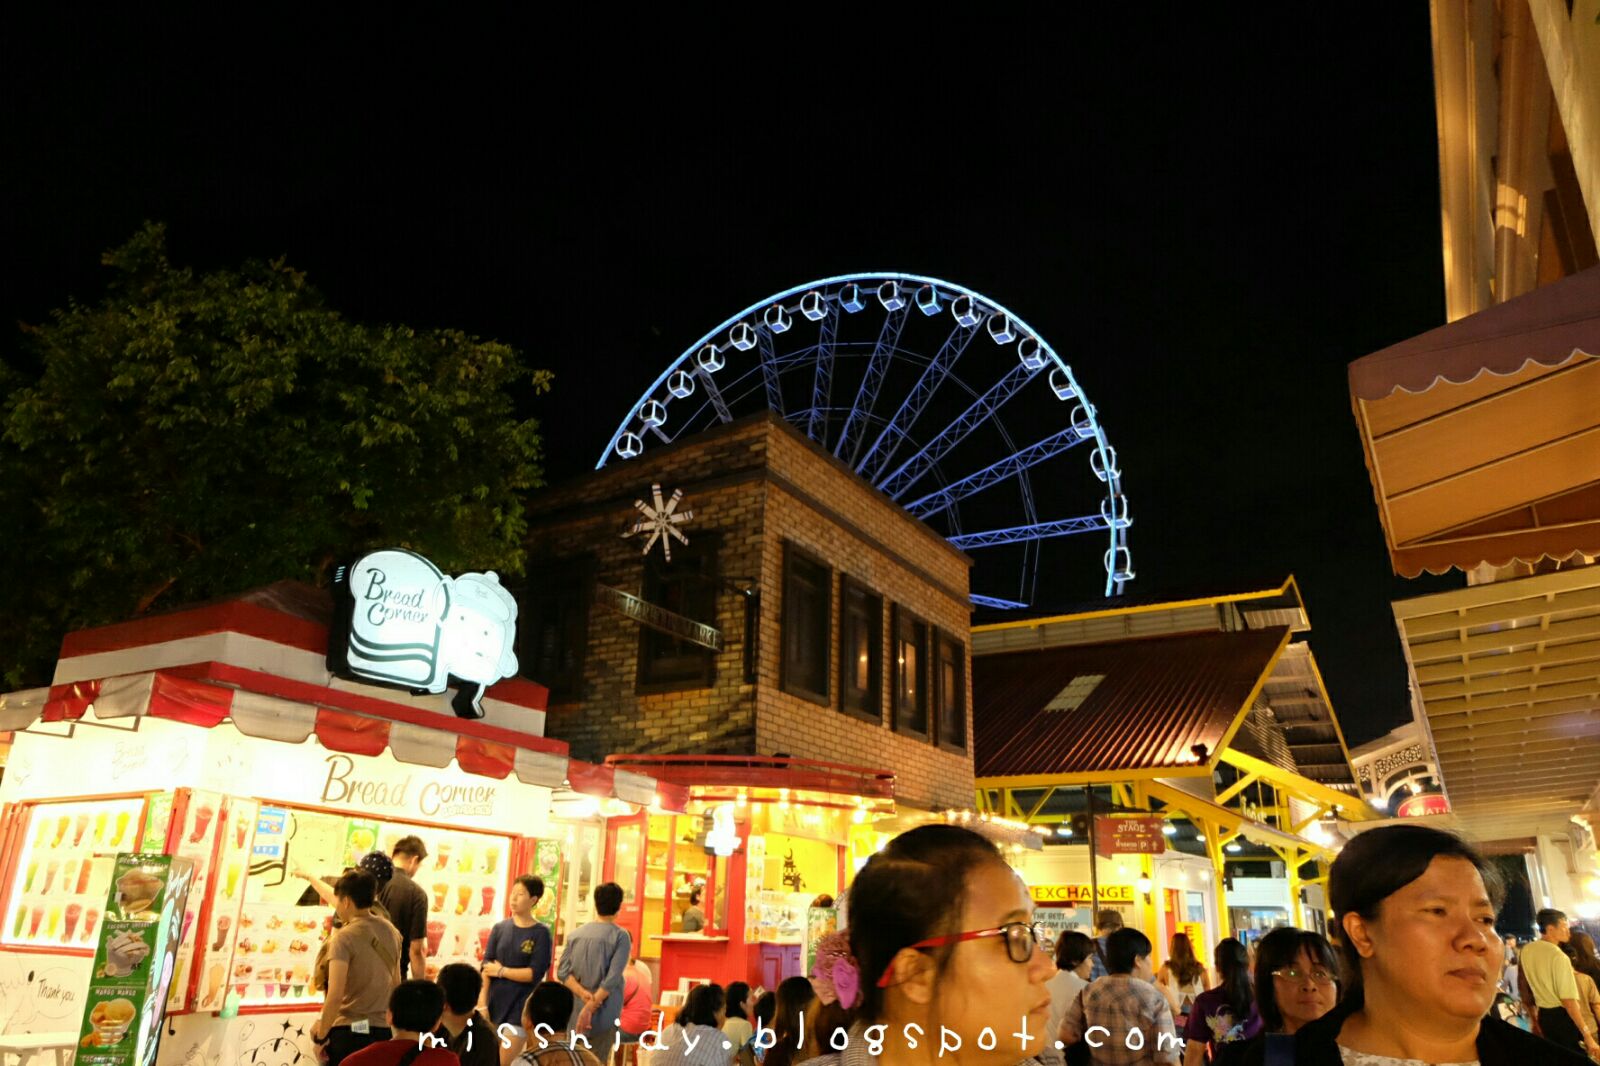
[[1181, 938, 1259, 1066], [1251, 928, 1338, 1038], [1243, 824, 1587, 1065], [797, 824, 1057, 1066]]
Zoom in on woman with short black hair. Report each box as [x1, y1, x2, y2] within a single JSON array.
[[1251, 927, 1337, 1035], [1244, 824, 1587, 1065]]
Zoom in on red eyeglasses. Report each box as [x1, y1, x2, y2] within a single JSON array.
[[876, 922, 1052, 987]]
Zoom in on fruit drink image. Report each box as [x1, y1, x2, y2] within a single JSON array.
[[76, 859, 93, 895], [485, 846, 499, 875], [42, 860, 59, 894], [190, 803, 216, 843], [34, 819, 50, 847], [234, 813, 249, 848], [110, 812, 130, 846], [477, 927, 491, 958], [202, 963, 223, 1004], [480, 886, 495, 915], [456, 885, 472, 914], [46, 906, 61, 938], [436, 843, 452, 869], [224, 863, 242, 899], [83, 908, 100, 940], [432, 883, 447, 911], [63, 860, 78, 895], [12, 906, 25, 938], [211, 915, 232, 951], [73, 814, 90, 847], [53, 815, 69, 847], [93, 811, 107, 843], [28, 906, 44, 937], [64, 903, 82, 939], [425, 920, 444, 954], [457, 846, 474, 873], [24, 861, 39, 893]]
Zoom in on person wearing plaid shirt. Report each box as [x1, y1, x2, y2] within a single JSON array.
[[1060, 929, 1179, 1066]]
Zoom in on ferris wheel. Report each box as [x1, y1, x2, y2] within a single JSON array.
[[599, 273, 1132, 604]]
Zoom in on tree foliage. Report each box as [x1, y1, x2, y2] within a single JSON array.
[[0, 223, 551, 687]]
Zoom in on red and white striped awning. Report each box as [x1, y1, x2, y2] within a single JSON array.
[[0, 673, 685, 810], [0, 584, 689, 811]]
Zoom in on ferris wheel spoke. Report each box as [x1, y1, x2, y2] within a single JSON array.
[[857, 322, 979, 485], [906, 426, 1091, 520], [756, 329, 783, 413], [836, 303, 910, 464], [970, 594, 1030, 610], [807, 309, 838, 444], [877, 360, 1041, 501], [693, 363, 734, 423], [944, 514, 1109, 550]]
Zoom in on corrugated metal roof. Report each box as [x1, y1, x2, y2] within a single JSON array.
[[973, 627, 1292, 778]]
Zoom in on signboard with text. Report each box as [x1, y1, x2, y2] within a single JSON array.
[[1095, 816, 1167, 857], [1029, 883, 1136, 905], [328, 548, 520, 718]]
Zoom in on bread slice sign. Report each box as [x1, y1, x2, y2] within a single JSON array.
[[328, 548, 519, 718]]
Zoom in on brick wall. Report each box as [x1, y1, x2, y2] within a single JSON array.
[[525, 414, 975, 810]]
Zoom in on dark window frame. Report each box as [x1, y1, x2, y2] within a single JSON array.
[[516, 556, 595, 702], [837, 575, 883, 725], [891, 604, 930, 740], [635, 535, 720, 694], [780, 542, 832, 707], [934, 627, 967, 752]]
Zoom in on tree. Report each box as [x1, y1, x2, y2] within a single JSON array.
[[0, 223, 551, 687]]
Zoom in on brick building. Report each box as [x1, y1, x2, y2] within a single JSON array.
[[518, 411, 975, 812]]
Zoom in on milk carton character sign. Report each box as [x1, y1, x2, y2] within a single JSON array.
[[328, 548, 520, 718]]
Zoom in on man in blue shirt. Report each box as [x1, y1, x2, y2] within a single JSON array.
[[1086, 908, 1123, 981], [558, 882, 632, 1063]]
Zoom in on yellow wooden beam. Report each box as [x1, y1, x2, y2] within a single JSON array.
[[1218, 749, 1382, 821], [1214, 772, 1260, 806], [975, 766, 1209, 789], [1024, 787, 1057, 821], [1292, 806, 1331, 836], [972, 576, 1300, 634]]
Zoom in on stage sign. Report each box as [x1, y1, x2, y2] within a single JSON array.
[[1095, 815, 1167, 856]]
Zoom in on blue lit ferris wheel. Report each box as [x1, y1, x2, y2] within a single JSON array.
[[600, 273, 1132, 604]]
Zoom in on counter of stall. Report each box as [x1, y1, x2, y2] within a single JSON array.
[[599, 759, 900, 997], [0, 700, 675, 1066]]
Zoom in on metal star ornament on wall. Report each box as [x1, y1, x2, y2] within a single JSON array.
[[624, 483, 693, 561]]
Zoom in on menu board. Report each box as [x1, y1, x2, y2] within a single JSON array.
[[402, 822, 510, 980], [531, 839, 562, 937], [230, 808, 512, 999], [192, 798, 258, 1011], [76, 853, 194, 1066], [4, 797, 146, 950]]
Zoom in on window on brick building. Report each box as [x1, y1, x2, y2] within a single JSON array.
[[935, 629, 965, 750], [517, 558, 593, 701], [781, 543, 831, 705], [839, 576, 882, 722], [637, 540, 718, 690], [892, 605, 929, 738]]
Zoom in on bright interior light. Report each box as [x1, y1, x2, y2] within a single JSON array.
[[1135, 875, 1153, 895], [1195, 833, 1206, 843], [1161, 824, 1177, 836], [1224, 842, 1242, 854]]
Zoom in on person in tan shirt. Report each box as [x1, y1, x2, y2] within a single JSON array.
[[312, 869, 403, 1066]]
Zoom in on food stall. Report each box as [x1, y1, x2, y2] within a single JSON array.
[[599, 756, 897, 996], [0, 584, 684, 1066]]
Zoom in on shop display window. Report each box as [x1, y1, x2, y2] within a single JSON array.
[[4, 797, 146, 951]]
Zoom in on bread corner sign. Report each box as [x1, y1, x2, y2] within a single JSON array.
[[328, 548, 518, 719]]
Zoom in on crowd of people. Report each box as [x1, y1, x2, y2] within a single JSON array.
[[290, 823, 1600, 1066]]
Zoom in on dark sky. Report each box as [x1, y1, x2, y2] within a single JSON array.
[[2, 12, 1463, 746]]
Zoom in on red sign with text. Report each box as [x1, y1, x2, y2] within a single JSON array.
[[1095, 816, 1167, 856]]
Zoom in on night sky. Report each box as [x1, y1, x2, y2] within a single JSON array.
[[2, 12, 1464, 746]]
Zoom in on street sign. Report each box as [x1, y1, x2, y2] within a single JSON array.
[[1095, 815, 1167, 857], [594, 583, 723, 651]]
